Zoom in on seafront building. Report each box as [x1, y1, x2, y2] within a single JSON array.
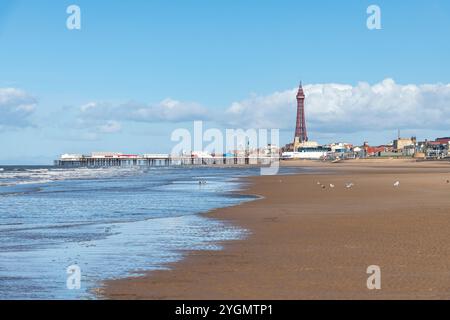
[[393, 137, 416, 151], [417, 138, 450, 158]]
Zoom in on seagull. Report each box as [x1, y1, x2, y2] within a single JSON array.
[[345, 183, 354, 189], [394, 181, 400, 187], [330, 184, 335, 188], [317, 182, 321, 185]]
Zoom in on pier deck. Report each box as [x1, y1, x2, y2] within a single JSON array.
[[54, 156, 279, 167]]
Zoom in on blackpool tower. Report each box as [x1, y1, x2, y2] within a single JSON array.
[[294, 82, 308, 143]]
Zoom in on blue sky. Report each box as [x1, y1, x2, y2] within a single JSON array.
[[1, 0, 450, 164]]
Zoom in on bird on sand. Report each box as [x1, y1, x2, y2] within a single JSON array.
[[329, 184, 335, 188], [394, 181, 400, 187], [345, 182, 354, 189]]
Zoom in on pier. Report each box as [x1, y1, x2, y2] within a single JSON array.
[[54, 153, 279, 168]]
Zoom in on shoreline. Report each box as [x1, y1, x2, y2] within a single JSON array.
[[101, 159, 450, 299]]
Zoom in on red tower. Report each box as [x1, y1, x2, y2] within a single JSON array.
[[294, 82, 308, 142]]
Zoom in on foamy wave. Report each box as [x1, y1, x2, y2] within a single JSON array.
[[0, 167, 144, 187]]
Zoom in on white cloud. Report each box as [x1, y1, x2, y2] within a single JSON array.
[[75, 98, 211, 136], [79, 98, 210, 123], [224, 79, 450, 133], [0, 88, 37, 128]]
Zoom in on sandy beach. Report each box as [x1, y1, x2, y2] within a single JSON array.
[[102, 159, 450, 300]]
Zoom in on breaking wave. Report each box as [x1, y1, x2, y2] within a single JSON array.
[[0, 167, 145, 187]]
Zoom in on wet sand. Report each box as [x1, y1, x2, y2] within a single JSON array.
[[102, 159, 450, 299]]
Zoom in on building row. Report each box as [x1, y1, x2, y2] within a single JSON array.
[[281, 136, 450, 160], [362, 137, 450, 159]]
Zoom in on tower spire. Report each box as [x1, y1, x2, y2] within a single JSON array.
[[294, 80, 308, 144]]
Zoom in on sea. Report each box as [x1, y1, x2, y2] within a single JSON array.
[[0, 165, 298, 300]]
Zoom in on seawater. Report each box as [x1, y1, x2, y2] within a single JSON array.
[[0, 165, 297, 299]]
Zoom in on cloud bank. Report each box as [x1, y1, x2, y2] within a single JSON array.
[[225, 79, 450, 132], [73, 79, 450, 138], [0, 88, 37, 129]]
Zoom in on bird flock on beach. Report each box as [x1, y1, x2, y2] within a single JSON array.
[[314, 180, 402, 190], [316, 181, 357, 189], [313, 179, 450, 190]]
